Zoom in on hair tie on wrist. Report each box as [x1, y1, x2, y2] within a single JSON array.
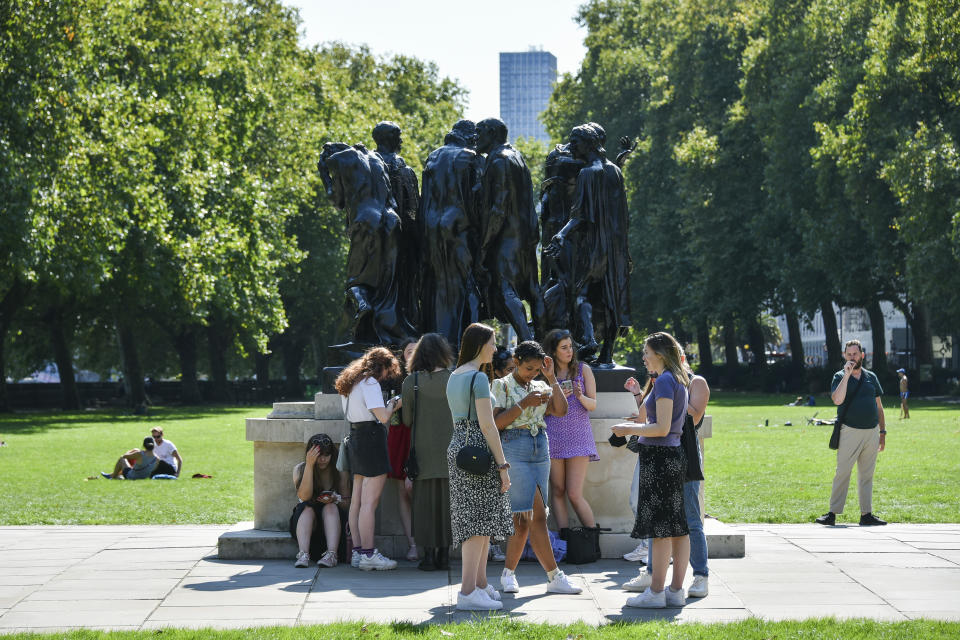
[[633, 392, 642, 397]]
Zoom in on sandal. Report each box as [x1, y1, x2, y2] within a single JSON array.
[[317, 550, 337, 568]]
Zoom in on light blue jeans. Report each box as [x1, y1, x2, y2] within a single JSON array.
[[632, 459, 709, 577]]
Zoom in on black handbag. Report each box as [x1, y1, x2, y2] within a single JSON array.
[[403, 373, 420, 480], [830, 372, 865, 450], [564, 525, 610, 564], [681, 414, 704, 481], [455, 371, 493, 475]]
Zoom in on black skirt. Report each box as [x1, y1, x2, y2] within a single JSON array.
[[347, 421, 392, 477], [289, 501, 347, 562], [631, 443, 689, 539], [412, 477, 452, 548]]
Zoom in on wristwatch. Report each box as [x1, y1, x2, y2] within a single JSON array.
[[879, 430, 887, 434], [497, 462, 511, 470]]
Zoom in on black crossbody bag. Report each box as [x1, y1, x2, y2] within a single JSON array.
[[455, 371, 493, 474], [830, 372, 865, 450]]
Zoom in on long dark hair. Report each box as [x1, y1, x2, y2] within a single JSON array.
[[457, 322, 495, 380], [638, 331, 690, 403], [543, 328, 578, 378], [299, 433, 337, 500], [409, 333, 454, 373]]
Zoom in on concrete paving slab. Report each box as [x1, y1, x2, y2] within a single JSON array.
[[812, 552, 958, 568], [141, 619, 298, 630], [903, 610, 960, 621], [0, 586, 38, 609], [148, 605, 303, 621], [3, 599, 159, 613]]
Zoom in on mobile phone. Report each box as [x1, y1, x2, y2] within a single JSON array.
[[318, 490, 335, 501], [560, 380, 574, 393]]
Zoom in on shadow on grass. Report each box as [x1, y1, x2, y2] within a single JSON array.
[[0, 405, 270, 436]]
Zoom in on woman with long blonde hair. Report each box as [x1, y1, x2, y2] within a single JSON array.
[[611, 331, 690, 608]]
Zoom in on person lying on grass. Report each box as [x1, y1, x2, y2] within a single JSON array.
[[100, 437, 158, 479]]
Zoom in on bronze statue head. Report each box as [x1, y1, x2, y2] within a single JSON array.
[[476, 118, 508, 155], [445, 119, 477, 149], [372, 121, 402, 153], [569, 124, 603, 160]]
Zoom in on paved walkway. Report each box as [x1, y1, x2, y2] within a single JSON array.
[[1, 523, 959, 632]]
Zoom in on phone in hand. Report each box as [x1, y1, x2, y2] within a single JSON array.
[[560, 380, 574, 393], [317, 490, 336, 502]]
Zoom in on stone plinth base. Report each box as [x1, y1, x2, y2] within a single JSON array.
[[218, 519, 744, 560]]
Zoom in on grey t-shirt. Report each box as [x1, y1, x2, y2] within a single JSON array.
[[446, 370, 491, 420]]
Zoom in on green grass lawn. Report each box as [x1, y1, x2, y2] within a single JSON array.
[[0, 393, 958, 525], [1, 619, 959, 639]]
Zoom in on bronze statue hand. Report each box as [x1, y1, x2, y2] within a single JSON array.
[[544, 233, 564, 258]]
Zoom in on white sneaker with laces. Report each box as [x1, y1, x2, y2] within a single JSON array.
[[405, 544, 419, 562], [457, 588, 503, 611], [622, 541, 649, 562], [665, 585, 686, 607], [317, 550, 337, 568], [500, 569, 519, 593], [546, 570, 582, 594], [625, 587, 666, 608], [482, 584, 501, 601], [358, 549, 398, 571], [351, 550, 360, 568], [623, 571, 652, 592], [688, 575, 709, 598], [294, 551, 310, 568]]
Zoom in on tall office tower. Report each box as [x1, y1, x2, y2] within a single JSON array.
[[499, 48, 557, 143]]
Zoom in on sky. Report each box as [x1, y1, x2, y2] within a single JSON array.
[[282, 0, 589, 123]]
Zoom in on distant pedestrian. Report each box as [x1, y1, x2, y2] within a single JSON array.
[[543, 329, 598, 536], [401, 333, 455, 571], [816, 339, 887, 527], [149, 427, 182, 477], [336, 347, 404, 570], [101, 437, 158, 480], [897, 368, 910, 419]]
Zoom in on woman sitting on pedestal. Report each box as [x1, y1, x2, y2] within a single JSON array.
[[291, 433, 350, 568]]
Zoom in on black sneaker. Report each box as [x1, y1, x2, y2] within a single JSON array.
[[815, 511, 836, 526], [859, 513, 887, 526]]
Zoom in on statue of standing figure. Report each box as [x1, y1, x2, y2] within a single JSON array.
[[373, 122, 421, 328], [544, 124, 631, 365], [317, 142, 414, 348], [475, 118, 545, 342], [418, 119, 484, 348]]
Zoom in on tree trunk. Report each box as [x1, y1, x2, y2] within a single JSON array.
[[117, 321, 147, 408], [821, 300, 842, 369], [723, 319, 739, 369], [48, 308, 80, 410], [910, 303, 934, 366], [696, 319, 713, 371], [0, 280, 27, 412], [747, 315, 767, 372], [207, 319, 231, 402], [865, 299, 887, 373], [174, 327, 202, 404], [785, 310, 806, 370], [254, 350, 271, 403], [283, 339, 305, 399]]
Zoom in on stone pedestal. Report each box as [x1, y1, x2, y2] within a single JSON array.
[[219, 384, 744, 560]]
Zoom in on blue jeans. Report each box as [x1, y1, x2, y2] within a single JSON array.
[[644, 481, 709, 577]]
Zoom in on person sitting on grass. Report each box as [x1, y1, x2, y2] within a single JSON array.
[[101, 437, 158, 479], [149, 426, 183, 477]]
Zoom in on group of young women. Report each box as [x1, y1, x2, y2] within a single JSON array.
[[289, 323, 709, 611]]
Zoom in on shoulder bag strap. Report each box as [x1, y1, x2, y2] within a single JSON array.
[[408, 373, 419, 455], [468, 371, 481, 421], [837, 373, 865, 426]]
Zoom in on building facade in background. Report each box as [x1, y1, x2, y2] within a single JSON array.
[[499, 48, 557, 143]]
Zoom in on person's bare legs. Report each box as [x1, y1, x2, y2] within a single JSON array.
[[357, 474, 387, 549], [650, 538, 672, 592], [110, 457, 131, 478], [526, 490, 558, 572], [295, 505, 316, 554], [550, 458, 570, 529], [504, 514, 530, 571], [322, 502, 340, 553], [670, 535, 690, 591], [396, 478, 415, 550], [349, 474, 364, 550], [565, 456, 596, 528], [460, 535, 488, 595], [475, 537, 491, 589]]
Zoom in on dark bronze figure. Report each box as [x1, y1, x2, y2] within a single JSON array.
[[475, 118, 544, 342], [317, 142, 414, 348], [418, 119, 484, 347], [540, 142, 585, 329], [544, 124, 631, 365], [373, 121, 421, 328]]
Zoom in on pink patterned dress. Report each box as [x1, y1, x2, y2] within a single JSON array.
[[545, 363, 599, 461]]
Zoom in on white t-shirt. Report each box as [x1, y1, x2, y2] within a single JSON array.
[[341, 377, 386, 422], [153, 439, 178, 469]]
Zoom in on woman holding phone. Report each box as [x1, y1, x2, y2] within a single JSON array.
[[291, 433, 350, 568], [542, 329, 598, 535], [492, 340, 581, 596]]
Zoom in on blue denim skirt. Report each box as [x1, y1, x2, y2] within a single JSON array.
[[500, 428, 550, 514]]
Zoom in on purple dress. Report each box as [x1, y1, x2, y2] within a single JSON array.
[[545, 363, 600, 461]]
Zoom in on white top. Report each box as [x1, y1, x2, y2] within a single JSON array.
[[153, 439, 178, 469], [340, 377, 386, 423]]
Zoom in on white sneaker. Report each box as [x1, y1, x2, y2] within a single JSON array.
[[294, 551, 310, 568], [665, 585, 686, 607], [482, 584, 501, 601], [625, 587, 666, 608], [405, 544, 419, 562], [546, 570, 582, 594], [688, 575, 709, 598], [623, 570, 652, 592], [351, 550, 360, 568], [358, 549, 397, 571], [457, 588, 503, 611], [500, 569, 519, 593], [622, 541, 649, 562], [317, 550, 337, 568], [489, 544, 506, 562]]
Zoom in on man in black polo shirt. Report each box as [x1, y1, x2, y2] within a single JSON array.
[[816, 339, 887, 526]]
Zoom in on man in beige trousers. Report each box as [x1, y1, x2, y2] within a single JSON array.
[[816, 339, 888, 527]]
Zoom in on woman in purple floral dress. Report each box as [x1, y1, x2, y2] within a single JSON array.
[[543, 329, 598, 533]]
